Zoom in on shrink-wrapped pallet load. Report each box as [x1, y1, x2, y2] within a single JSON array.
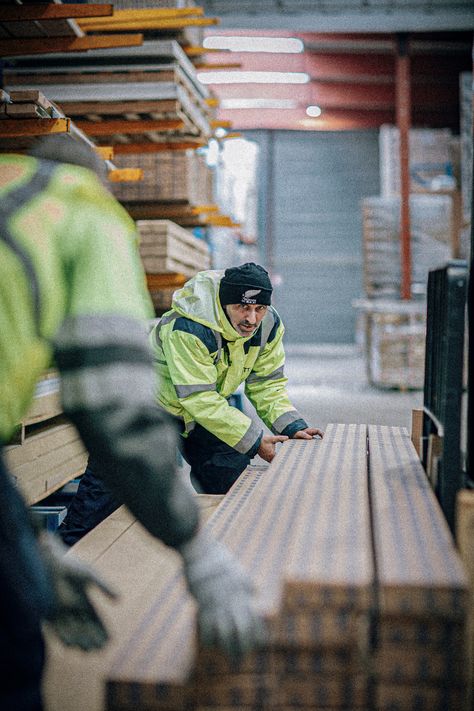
[[361, 194, 452, 299]]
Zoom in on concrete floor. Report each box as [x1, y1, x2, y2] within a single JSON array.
[[247, 343, 423, 434]]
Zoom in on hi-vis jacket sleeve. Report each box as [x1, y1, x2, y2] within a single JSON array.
[[162, 329, 262, 454], [245, 320, 308, 437]]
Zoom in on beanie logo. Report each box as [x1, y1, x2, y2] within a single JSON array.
[[242, 289, 261, 304]]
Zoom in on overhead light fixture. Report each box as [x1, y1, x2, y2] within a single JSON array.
[[306, 105, 322, 117], [203, 36, 304, 53], [197, 71, 310, 84], [221, 98, 298, 110], [214, 127, 228, 138]]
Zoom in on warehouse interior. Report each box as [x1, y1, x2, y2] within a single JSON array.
[[0, 1, 473, 710]]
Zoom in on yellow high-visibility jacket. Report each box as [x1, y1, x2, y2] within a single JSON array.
[[150, 269, 307, 455]]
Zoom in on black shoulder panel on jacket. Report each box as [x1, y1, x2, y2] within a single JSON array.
[[267, 310, 281, 343], [173, 317, 218, 354], [244, 328, 262, 353]]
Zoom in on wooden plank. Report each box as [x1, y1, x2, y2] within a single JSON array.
[[0, 4, 113, 22], [456, 489, 474, 706], [74, 118, 185, 136], [368, 424, 468, 618], [0, 34, 143, 57], [146, 273, 187, 289], [0, 118, 70, 137], [411, 407, 423, 457], [77, 17, 219, 32]]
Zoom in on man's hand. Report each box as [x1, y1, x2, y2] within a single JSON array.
[[179, 529, 266, 660], [257, 434, 288, 462], [39, 533, 118, 651], [292, 428, 324, 440]]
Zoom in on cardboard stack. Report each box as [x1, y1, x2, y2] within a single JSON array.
[[4, 370, 87, 504], [368, 425, 468, 709]]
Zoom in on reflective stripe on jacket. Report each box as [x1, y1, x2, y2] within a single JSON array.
[[150, 269, 307, 454]]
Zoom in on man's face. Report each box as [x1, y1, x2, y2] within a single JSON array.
[[225, 303, 268, 337]]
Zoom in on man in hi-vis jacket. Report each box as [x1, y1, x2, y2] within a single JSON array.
[[151, 263, 324, 494], [0, 137, 262, 711]]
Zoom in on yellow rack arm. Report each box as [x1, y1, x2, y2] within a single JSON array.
[[94, 146, 114, 160], [80, 17, 219, 32], [80, 6, 204, 27], [191, 204, 219, 214], [211, 120, 232, 129], [108, 168, 143, 182]]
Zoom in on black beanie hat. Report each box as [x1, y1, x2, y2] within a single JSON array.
[[219, 263, 272, 306]]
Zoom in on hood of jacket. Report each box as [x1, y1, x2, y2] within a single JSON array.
[[172, 269, 251, 342]]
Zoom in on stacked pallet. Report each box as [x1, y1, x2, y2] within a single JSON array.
[[368, 425, 468, 709], [4, 370, 87, 504], [362, 195, 452, 299], [354, 298, 426, 389]]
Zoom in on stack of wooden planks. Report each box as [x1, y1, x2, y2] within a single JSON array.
[[44, 424, 469, 711], [111, 149, 213, 209], [4, 370, 87, 504], [0, 88, 63, 119], [138, 219, 210, 276], [5, 41, 214, 145], [137, 219, 210, 311]]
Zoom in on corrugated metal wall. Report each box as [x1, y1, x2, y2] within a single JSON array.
[[245, 130, 380, 343]]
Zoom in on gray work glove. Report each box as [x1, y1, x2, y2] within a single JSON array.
[[38, 533, 118, 651], [179, 528, 265, 660]]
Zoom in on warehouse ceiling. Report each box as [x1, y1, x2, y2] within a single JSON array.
[[198, 1, 473, 131], [201, 0, 474, 32]]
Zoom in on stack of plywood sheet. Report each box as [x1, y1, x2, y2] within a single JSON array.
[[362, 194, 453, 299], [44, 426, 469, 711], [368, 425, 468, 709], [4, 370, 87, 504]]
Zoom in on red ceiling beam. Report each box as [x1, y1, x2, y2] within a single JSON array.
[[396, 34, 412, 301]]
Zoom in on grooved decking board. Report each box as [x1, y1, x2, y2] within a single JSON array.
[[368, 425, 467, 617], [283, 424, 373, 610]]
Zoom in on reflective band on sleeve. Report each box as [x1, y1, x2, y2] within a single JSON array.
[[272, 410, 302, 433], [234, 421, 262, 454], [54, 314, 149, 351], [60, 361, 156, 412], [247, 365, 285, 384], [174, 382, 216, 399]]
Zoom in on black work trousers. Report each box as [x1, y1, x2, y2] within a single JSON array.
[[0, 451, 52, 711], [59, 424, 250, 546]]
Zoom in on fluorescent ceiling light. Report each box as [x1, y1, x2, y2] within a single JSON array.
[[221, 98, 298, 110], [306, 105, 322, 117], [197, 71, 309, 84], [203, 36, 304, 53]]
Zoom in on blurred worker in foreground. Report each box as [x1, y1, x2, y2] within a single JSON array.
[[61, 262, 324, 544], [0, 136, 263, 711]]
